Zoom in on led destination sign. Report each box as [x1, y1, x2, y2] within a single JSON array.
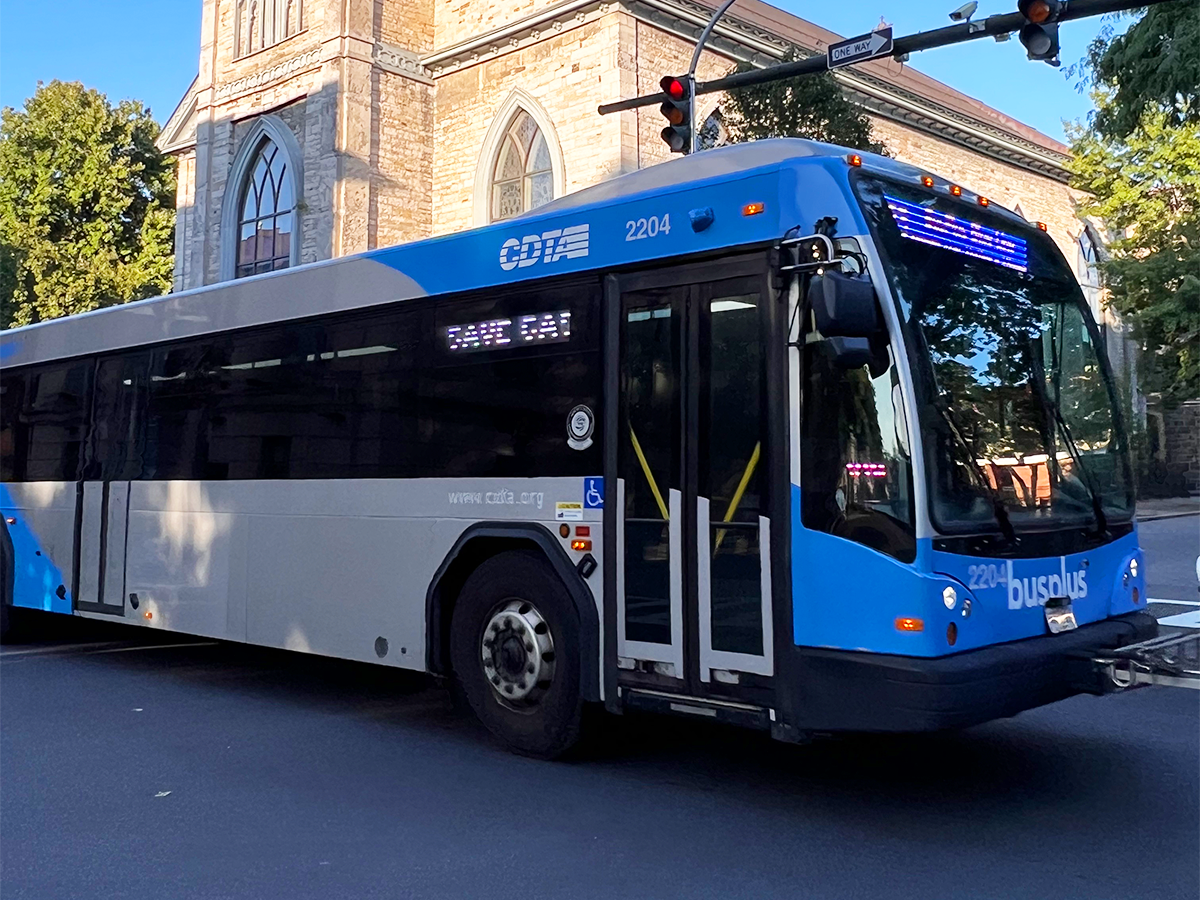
[[446, 310, 571, 352], [886, 195, 1028, 272]]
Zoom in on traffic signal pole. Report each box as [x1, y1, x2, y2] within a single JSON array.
[[598, 0, 1174, 117]]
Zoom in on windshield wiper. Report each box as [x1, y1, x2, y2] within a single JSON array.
[[1047, 401, 1109, 536], [1042, 313, 1109, 536], [935, 399, 1017, 544]]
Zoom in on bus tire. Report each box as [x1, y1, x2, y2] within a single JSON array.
[[450, 550, 583, 759]]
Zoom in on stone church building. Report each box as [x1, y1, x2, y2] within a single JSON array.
[[158, 0, 1109, 322]]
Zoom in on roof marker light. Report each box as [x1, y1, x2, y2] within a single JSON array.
[[742, 202, 765, 216], [921, 175, 934, 187], [978, 196, 990, 207], [847, 153, 862, 167], [949, 184, 962, 197], [1037, 221, 1049, 231]]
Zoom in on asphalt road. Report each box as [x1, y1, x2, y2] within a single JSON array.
[[2, 521, 1197, 900]]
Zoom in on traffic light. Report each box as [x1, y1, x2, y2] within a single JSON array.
[[1017, 0, 1061, 66], [658, 75, 693, 154]]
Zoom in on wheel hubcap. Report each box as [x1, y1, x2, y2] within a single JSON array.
[[481, 599, 555, 707]]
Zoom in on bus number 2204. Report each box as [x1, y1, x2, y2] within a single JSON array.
[[626, 214, 671, 241]]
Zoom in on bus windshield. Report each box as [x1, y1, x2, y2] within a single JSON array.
[[854, 175, 1134, 536]]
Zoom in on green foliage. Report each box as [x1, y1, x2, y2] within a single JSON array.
[[0, 80, 176, 329], [1067, 95, 1200, 402], [720, 50, 888, 154], [1075, 2, 1200, 142]]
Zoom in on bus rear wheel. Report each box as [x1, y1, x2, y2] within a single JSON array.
[[450, 550, 582, 759]]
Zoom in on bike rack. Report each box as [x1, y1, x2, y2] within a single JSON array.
[[1092, 631, 1200, 692]]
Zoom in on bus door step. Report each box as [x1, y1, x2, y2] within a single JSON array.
[[1088, 631, 1200, 692], [620, 688, 771, 730]]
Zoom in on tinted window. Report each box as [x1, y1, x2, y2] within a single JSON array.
[[0, 362, 90, 482]]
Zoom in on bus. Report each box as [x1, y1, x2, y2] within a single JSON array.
[[0, 139, 1157, 757]]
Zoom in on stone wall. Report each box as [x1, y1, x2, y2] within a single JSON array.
[[430, 13, 626, 235], [1165, 400, 1200, 493], [435, 0, 560, 49]]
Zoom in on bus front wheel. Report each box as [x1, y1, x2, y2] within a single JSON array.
[[450, 550, 583, 759]]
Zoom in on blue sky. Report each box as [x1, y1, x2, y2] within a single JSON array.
[[0, 0, 1119, 142]]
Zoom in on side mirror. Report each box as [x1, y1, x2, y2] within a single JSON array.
[[825, 336, 890, 378], [808, 271, 880, 338]]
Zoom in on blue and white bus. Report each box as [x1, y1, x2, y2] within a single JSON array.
[[0, 139, 1156, 756]]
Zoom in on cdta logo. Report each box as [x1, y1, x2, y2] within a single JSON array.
[[499, 224, 589, 271], [1006, 558, 1087, 610]]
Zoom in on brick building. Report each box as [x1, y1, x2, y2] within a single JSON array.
[[157, 0, 1117, 343]]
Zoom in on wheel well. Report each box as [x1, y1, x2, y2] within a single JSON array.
[[425, 525, 600, 701], [427, 536, 547, 679]]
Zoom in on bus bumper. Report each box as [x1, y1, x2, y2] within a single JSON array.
[[789, 611, 1159, 733]]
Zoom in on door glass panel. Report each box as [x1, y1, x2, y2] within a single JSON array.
[[620, 287, 682, 645], [701, 281, 764, 656]]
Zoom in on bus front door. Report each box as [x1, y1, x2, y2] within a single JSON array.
[[615, 259, 775, 699]]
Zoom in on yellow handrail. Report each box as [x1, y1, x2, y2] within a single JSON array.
[[714, 441, 760, 555], [630, 425, 670, 521]]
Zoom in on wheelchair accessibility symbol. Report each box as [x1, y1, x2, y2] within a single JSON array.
[[584, 477, 605, 509]]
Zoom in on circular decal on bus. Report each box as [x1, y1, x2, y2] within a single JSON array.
[[567, 405, 594, 451]]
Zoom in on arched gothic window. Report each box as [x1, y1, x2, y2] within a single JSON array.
[[490, 110, 554, 222], [235, 0, 303, 59], [1077, 226, 1103, 321], [235, 137, 296, 278]]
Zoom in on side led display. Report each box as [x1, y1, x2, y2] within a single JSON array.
[[447, 310, 571, 352], [885, 195, 1028, 272]]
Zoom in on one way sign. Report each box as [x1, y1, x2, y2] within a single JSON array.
[[827, 27, 893, 70]]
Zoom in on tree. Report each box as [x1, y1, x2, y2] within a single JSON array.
[[1067, 4, 1200, 401], [719, 49, 888, 154], [1078, 4, 1200, 141], [0, 81, 175, 329]]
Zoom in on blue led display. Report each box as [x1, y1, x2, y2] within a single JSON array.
[[885, 195, 1027, 272]]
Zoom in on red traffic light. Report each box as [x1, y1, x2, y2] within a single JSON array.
[[1017, 0, 1055, 23], [660, 75, 688, 100]]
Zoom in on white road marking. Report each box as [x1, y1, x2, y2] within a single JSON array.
[[87, 641, 217, 655], [1148, 598, 1200, 607], [0, 641, 129, 658], [1156, 610, 1200, 629]]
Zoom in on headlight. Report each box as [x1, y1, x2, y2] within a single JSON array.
[[942, 586, 957, 610], [1130, 558, 1138, 579]]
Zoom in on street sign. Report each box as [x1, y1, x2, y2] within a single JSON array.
[[827, 27, 893, 69]]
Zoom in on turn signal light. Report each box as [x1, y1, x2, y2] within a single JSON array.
[[571, 539, 592, 552], [742, 202, 765, 216], [1132, 587, 1140, 605], [895, 617, 925, 632], [947, 622, 958, 646]]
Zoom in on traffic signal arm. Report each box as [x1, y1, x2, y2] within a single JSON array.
[[598, 0, 1171, 116]]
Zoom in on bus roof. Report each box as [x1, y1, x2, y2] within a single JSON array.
[[0, 139, 995, 369]]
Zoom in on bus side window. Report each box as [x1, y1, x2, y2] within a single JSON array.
[[801, 343, 915, 562], [88, 355, 149, 480], [3, 362, 91, 483]]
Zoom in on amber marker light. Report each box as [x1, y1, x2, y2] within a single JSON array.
[[571, 539, 592, 552], [978, 196, 990, 207], [742, 202, 765, 216], [559, 523, 570, 538], [1037, 222, 1049, 231], [847, 153, 863, 167], [144, 611, 153, 620], [921, 175, 934, 187], [895, 617, 925, 632], [949, 185, 962, 197]]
